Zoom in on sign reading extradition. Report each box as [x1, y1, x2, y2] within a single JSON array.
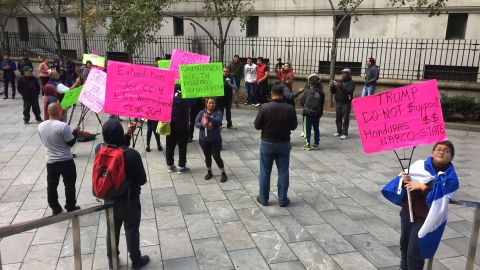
[[78, 69, 106, 113], [352, 80, 447, 154], [180, 62, 224, 98], [104, 61, 176, 122], [170, 49, 210, 79]]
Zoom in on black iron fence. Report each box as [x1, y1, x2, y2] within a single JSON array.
[[3, 32, 480, 82]]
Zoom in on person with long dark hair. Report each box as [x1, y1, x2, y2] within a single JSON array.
[[195, 98, 228, 182]]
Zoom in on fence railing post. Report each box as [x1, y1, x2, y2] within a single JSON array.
[[466, 207, 480, 270], [72, 215, 82, 270], [108, 207, 118, 270]]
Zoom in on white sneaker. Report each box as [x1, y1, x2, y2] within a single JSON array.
[[340, 135, 347, 140], [167, 165, 177, 173], [255, 103, 261, 107], [333, 133, 341, 137], [300, 132, 304, 137]]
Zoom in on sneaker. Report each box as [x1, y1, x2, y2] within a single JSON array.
[[158, 145, 163, 151], [279, 198, 290, 207], [177, 166, 191, 174], [52, 207, 63, 215], [188, 137, 193, 143], [255, 103, 261, 107], [11, 96, 14, 99], [340, 135, 347, 140], [333, 133, 341, 137], [312, 144, 319, 150], [204, 170, 213, 180], [66, 205, 81, 212], [24, 121, 29, 125], [256, 196, 268, 206], [167, 165, 177, 173], [302, 143, 311, 150], [244, 102, 249, 105], [132, 255, 150, 269], [226, 123, 233, 129], [300, 132, 304, 137], [220, 172, 228, 182], [146, 146, 151, 152], [3, 96, 8, 99], [36, 118, 43, 123]]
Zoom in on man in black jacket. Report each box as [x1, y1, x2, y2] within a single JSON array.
[[330, 68, 356, 140], [96, 119, 150, 269], [216, 67, 237, 128], [254, 85, 297, 207], [18, 66, 43, 124]]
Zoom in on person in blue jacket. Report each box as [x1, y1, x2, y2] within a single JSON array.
[[195, 97, 228, 182]]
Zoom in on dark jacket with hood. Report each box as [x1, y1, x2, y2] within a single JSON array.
[[95, 119, 147, 200], [330, 76, 355, 104], [171, 90, 195, 131]]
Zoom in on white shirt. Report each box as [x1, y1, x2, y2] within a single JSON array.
[[244, 63, 257, 83]]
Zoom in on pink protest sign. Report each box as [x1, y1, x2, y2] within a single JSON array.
[[77, 69, 106, 113], [104, 61, 176, 122], [170, 49, 210, 79], [352, 80, 447, 154]]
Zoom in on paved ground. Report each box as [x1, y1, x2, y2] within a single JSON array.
[[0, 97, 479, 270]]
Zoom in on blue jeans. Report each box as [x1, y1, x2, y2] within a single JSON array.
[[303, 115, 320, 145], [362, 85, 376, 96], [259, 140, 291, 205], [245, 82, 255, 104]]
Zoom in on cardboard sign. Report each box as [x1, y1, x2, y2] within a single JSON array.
[[170, 49, 210, 79], [157, 60, 171, 69], [353, 80, 447, 154], [180, 62, 224, 98], [78, 69, 107, 113], [60, 85, 83, 109], [104, 61, 176, 122], [82, 54, 106, 67]]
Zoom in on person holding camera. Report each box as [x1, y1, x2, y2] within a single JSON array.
[[330, 68, 355, 140], [216, 67, 237, 129]]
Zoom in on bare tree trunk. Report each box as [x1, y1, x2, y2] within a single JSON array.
[[218, 39, 225, 63], [80, 0, 88, 54]]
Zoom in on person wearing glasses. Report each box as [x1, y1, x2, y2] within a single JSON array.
[[382, 141, 459, 270]]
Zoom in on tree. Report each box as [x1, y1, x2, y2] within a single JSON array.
[[175, 0, 254, 63], [326, 0, 448, 106], [21, 0, 75, 57], [0, 0, 20, 55]]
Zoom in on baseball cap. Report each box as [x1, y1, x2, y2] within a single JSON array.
[[341, 68, 351, 73], [307, 73, 321, 81], [23, 66, 34, 72]]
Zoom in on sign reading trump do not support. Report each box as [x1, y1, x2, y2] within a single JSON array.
[[352, 80, 447, 154], [104, 61, 176, 122]]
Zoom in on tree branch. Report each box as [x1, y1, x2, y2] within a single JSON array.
[[223, 0, 241, 42], [213, 1, 224, 42], [337, 0, 365, 32], [21, 3, 58, 42], [177, 16, 220, 49]]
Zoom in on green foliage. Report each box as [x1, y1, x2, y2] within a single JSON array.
[[390, 0, 448, 16], [202, 0, 254, 30], [440, 93, 480, 121]]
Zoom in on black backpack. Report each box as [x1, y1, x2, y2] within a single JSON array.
[[303, 89, 323, 116]]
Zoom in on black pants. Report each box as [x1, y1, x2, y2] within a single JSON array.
[[400, 210, 425, 270], [3, 77, 15, 97], [255, 81, 268, 104], [146, 120, 160, 147], [106, 198, 142, 263], [46, 159, 77, 211], [218, 96, 232, 126], [199, 140, 224, 169], [166, 129, 189, 167], [189, 107, 203, 139], [335, 102, 351, 136], [23, 98, 42, 122]]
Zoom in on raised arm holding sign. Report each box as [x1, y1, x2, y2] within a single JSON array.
[[82, 54, 106, 67]]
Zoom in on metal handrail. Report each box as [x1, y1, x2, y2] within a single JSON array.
[[427, 199, 480, 270], [0, 204, 118, 270]]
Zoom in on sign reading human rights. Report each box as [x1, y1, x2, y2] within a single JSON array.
[[82, 54, 106, 67], [170, 49, 210, 79], [104, 61, 176, 122], [78, 69, 107, 113], [180, 62, 224, 98], [352, 80, 447, 154], [60, 85, 83, 109]]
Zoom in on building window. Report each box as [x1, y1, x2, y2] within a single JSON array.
[[335, 15, 351, 39], [17, 17, 29, 41], [246, 16, 258, 37], [173, 17, 184, 36], [445, 13, 468, 40], [60, 17, 68, 33]]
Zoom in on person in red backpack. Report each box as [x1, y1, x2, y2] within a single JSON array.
[[95, 118, 149, 270]]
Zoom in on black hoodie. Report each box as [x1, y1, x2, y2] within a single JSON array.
[[95, 119, 147, 199]]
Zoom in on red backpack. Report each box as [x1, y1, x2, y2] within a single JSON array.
[[92, 145, 129, 199]]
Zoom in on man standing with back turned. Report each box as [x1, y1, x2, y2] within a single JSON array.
[[38, 103, 81, 215], [254, 85, 297, 207]]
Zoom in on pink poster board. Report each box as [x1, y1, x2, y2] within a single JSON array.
[[77, 69, 106, 113], [169, 49, 210, 79], [104, 61, 176, 122], [352, 80, 447, 154]]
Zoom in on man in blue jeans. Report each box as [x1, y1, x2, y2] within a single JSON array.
[[361, 57, 379, 96], [254, 85, 297, 207]]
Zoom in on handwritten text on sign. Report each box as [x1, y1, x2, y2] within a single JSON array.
[[78, 69, 106, 113], [352, 80, 447, 154], [82, 54, 106, 67], [170, 49, 210, 79], [104, 61, 176, 122], [180, 62, 224, 98]]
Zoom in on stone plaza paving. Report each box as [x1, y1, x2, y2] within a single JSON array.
[[0, 97, 479, 270]]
